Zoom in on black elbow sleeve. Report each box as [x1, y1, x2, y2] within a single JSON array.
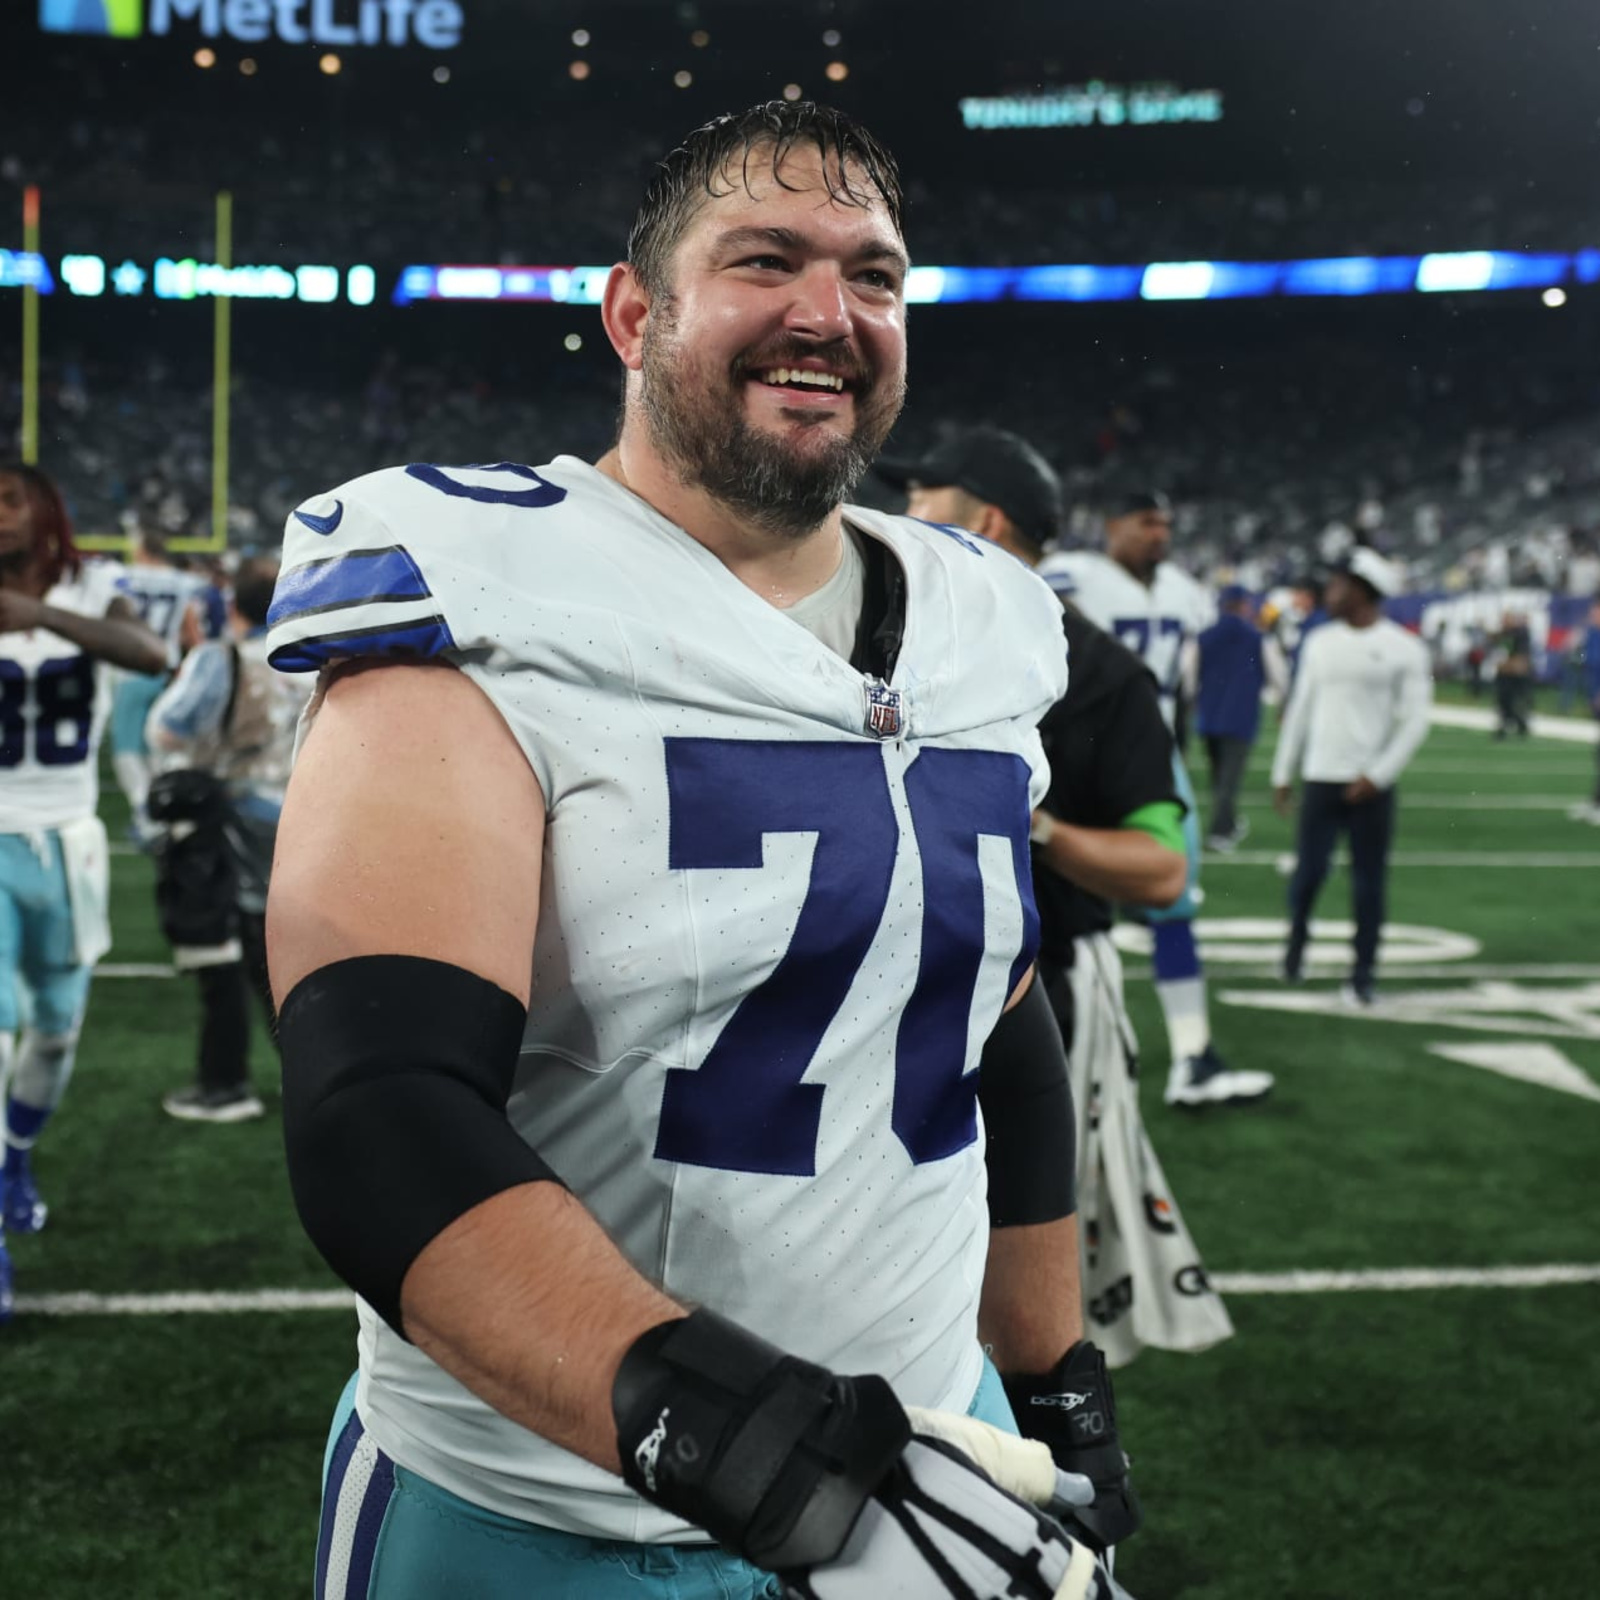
[[978, 975, 1077, 1228], [278, 955, 565, 1338]]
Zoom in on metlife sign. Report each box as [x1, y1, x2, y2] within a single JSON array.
[[39, 0, 464, 49]]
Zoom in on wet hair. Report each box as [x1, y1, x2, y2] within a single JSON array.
[[231, 558, 280, 627], [627, 100, 905, 299], [0, 462, 82, 586]]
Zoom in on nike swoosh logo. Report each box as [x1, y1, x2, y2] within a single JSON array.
[[294, 500, 344, 536]]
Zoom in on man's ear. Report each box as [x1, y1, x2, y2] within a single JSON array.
[[602, 263, 651, 372]]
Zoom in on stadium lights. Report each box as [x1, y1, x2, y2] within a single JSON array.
[[0, 250, 54, 293], [387, 250, 1593, 307], [433, 66, 450, 83], [571, 28, 590, 46], [564, 333, 583, 351], [240, 57, 257, 75], [823, 29, 842, 45], [61, 255, 107, 297], [782, 82, 802, 101], [674, 70, 693, 88], [6, 248, 1591, 310], [569, 60, 590, 80], [320, 52, 343, 75], [194, 46, 215, 67], [825, 62, 849, 82], [691, 29, 710, 46]]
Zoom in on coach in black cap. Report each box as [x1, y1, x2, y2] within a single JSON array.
[[874, 426, 1065, 561]]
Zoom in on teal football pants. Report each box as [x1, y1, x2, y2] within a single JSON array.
[[315, 1357, 1019, 1599], [110, 671, 167, 757], [0, 833, 91, 1035]]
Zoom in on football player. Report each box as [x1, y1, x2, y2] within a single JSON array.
[[267, 104, 1133, 1598], [0, 464, 166, 1322], [107, 527, 206, 841], [1039, 496, 1273, 1109]]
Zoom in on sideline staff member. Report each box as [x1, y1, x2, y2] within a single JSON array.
[[1272, 547, 1432, 1004], [893, 428, 1234, 1365]]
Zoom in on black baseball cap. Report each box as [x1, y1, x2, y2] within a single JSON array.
[[1108, 489, 1173, 519], [874, 426, 1064, 550]]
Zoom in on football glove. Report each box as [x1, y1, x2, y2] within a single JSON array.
[[781, 1430, 1122, 1600], [1003, 1340, 1142, 1553], [613, 1309, 1127, 1600]]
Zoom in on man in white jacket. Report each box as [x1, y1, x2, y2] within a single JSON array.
[[1271, 547, 1433, 1005]]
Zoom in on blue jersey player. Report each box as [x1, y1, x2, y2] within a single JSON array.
[[267, 104, 1137, 1599], [0, 465, 165, 1322]]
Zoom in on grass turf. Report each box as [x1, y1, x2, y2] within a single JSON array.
[[3, 717, 1598, 1597]]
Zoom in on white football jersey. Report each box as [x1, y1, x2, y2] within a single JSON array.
[[268, 457, 1069, 1541], [1038, 550, 1213, 725], [0, 563, 123, 833], [116, 562, 206, 666]]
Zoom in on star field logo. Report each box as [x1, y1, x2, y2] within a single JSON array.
[[39, 0, 143, 35]]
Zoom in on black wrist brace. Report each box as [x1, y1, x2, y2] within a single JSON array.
[[612, 1308, 909, 1570], [1004, 1339, 1142, 1551], [278, 955, 566, 1338], [979, 975, 1078, 1227]]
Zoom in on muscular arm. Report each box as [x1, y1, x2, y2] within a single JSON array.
[[267, 663, 683, 1475], [1031, 810, 1185, 908], [980, 1215, 1084, 1371], [978, 970, 1085, 1370], [25, 593, 167, 674]]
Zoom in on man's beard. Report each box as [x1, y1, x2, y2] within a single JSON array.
[[639, 305, 904, 541]]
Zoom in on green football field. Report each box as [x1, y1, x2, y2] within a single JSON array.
[[3, 710, 1598, 1599]]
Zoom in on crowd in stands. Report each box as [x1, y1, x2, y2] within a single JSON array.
[[8, 91, 1600, 270], [12, 306, 1600, 622]]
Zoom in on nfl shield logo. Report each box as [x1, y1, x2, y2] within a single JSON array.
[[863, 679, 904, 739]]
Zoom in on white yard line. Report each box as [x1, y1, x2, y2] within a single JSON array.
[[1124, 964, 1600, 980], [1212, 1264, 1600, 1293], [13, 1289, 356, 1316], [1363, 795, 1593, 808], [15, 1265, 1600, 1317], [1427, 705, 1598, 744], [1207, 851, 1600, 868], [1400, 761, 1592, 775]]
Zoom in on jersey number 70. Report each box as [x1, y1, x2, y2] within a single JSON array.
[[654, 738, 1037, 1178]]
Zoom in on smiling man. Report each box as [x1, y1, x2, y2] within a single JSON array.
[[265, 104, 1128, 1600]]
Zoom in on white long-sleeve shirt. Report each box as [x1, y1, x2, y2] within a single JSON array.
[[1271, 617, 1433, 790]]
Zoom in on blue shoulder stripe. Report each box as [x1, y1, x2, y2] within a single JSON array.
[[268, 616, 457, 674], [266, 547, 432, 629]]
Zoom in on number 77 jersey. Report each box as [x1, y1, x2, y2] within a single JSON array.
[[268, 459, 1070, 1538], [0, 562, 123, 832], [1039, 548, 1213, 728]]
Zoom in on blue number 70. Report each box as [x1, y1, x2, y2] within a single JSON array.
[[654, 739, 1038, 1177]]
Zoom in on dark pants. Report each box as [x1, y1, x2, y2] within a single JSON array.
[[195, 911, 278, 1093], [1204, 735, 1253, 838], [1495, 674, 1532, 736], [1285, 782, 1398, 986]]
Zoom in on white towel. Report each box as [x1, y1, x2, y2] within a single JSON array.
[[58, 815, 112, 968], [1068, 933, 1235, 1367]]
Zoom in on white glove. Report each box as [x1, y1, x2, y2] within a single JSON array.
[[906, 1405, 1097, 1518], [781, 1425, 1128, 1600]]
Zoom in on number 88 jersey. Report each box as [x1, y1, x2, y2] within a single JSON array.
[[0, 563, 123, 833], [269, 460, 1069, 1538]]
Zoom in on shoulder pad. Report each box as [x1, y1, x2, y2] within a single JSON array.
[[267, 462, 568, 673]]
